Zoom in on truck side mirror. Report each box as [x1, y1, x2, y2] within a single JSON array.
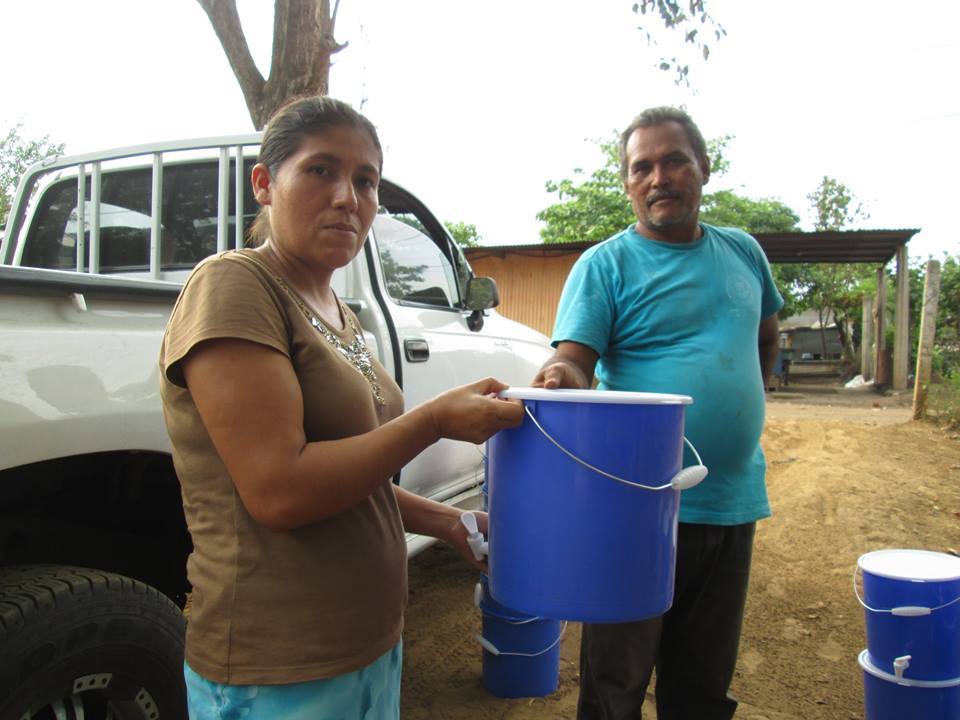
[[464, 277, 499, 332], [465, 276, 499, 311]]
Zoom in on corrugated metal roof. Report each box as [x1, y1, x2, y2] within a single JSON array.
[[754, 229, 919, 264], [465, 228, 920, 265]]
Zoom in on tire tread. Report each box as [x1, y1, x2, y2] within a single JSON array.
[[0, 564, 186, 719]]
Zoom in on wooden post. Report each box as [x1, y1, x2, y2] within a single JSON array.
[[893, 246, 910, 390], [874, 266, 887, 384], [912, 260, 942, 420], [861, 295, 874, 381]]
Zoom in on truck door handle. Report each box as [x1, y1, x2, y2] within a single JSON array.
[[404, 338, 430, 362]]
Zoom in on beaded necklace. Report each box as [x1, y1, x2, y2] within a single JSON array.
[[236, 252, 385, 411]]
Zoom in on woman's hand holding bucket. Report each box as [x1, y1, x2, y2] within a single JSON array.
[[423, 378, 525, 445]]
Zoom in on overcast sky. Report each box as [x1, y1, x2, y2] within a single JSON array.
[[3, 0, 958, 260]]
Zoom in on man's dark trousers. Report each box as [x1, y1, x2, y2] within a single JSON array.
[[577, 522, 756, 720]]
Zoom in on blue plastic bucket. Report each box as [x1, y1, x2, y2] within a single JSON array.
[[475, 578, 562, 698], [488, 388, 700, 623], [856, 549, 960, 680], [859, 650, 960, 720]]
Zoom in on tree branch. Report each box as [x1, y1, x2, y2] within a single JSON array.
[[199, 0, 348, 128], [196, 0, 266, 126], [320, 0, 349, 57]]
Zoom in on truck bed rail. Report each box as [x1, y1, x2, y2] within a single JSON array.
[[2, 134, 262, 274]]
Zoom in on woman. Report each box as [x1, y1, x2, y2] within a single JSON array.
[[159, 95, 523, 718]]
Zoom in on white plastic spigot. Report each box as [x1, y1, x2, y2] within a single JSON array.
[[460, 512, 489, 562], [893, 655, 911, 680]]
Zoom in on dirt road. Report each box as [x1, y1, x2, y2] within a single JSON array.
[[401, 386, 960, 719]]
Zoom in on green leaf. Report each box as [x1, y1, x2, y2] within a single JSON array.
[[537, 133, 802, 247], [1, 121, 65, 227], [630, 0, 724, 89], [444, 220, 482, 248]]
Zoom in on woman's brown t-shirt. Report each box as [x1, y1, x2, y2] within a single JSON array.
[[159, 249, 406, 684]]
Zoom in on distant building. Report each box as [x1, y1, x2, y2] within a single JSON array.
[[779, 310, 844, 360]]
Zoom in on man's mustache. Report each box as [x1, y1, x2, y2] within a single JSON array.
[[646, 191, 682, 207]]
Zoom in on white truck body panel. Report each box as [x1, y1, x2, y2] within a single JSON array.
[[0, 133, 552, 552], [0, 130, 556, 720]]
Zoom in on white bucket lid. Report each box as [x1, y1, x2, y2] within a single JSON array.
[[858, 549, 960, 582], [499, 387, 692, 405], [858, 650, 960, 688]]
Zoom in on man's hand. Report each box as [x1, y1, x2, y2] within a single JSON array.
[[758, 314, 780, 390], [533, 359, 589, 389], [531, 341, 599, 390]]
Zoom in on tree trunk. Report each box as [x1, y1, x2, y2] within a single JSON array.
[[834, 310, 856, 362], [912, 260, 942, 420], [817, 307, 829, 359], [861, 295, 874, 380], [196, 0, 347, 129]]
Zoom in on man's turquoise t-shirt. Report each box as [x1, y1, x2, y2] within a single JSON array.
[[552, 223, 784, 525]]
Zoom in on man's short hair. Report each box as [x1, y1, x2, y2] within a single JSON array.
[[619, 106, 710, 181]]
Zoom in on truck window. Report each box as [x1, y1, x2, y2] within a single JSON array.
[[372, 214, 459, 309], [21, 160, 257, 273]]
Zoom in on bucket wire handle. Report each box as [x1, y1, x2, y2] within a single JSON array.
[[853, 565, 960, 615], [476, 621, 568, 657], [474, 582, 543, 625], [522, 405, 707, 491]]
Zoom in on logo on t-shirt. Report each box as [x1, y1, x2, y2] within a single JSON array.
[[725, 274, 755, 314]]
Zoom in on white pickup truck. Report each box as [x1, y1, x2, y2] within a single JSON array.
[[0, 135, 551, 719]]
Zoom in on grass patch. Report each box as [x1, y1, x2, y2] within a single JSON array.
[[925, 374, 960, 430]]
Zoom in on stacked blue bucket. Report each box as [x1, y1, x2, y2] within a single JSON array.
[[476, 460, 561, 699], [856, 549, 960, 719], [474, 574, 563, 698]]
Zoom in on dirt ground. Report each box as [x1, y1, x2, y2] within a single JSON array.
[[400, 383, 960, 719]]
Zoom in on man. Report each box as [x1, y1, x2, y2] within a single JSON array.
[[533, 106, 782, 719]]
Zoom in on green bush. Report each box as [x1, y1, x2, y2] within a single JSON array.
[[926, 373, 960, 430]]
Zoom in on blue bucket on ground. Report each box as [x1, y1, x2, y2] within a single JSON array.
[[475, 576, 562, 698], [859, 650, 960, 719], [488, 388, 702, 623], [856, 549, 960, 680]]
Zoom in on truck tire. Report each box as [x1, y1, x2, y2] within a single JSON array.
[[0, 564, 186, 720]]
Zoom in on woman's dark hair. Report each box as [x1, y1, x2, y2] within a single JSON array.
[[247, 95, 383, 245]]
